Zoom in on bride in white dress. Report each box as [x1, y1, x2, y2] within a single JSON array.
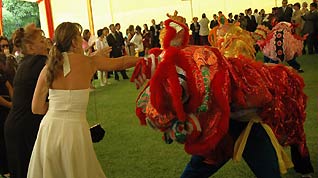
[[28, 22, 139, 178]]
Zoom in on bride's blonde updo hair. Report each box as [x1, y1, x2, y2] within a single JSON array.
[[12, 24, 43, 55], [46, 22, 82, 87]]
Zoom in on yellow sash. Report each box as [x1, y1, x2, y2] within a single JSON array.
[[233, 114, 294, 174]]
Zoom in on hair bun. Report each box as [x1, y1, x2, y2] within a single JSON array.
[[12, 28, 24, 48]]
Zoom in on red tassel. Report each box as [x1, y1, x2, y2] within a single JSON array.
[[136, 107, 146, 125]]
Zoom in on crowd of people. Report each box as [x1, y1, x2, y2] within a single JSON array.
[[189, 0, 318, 55], [83, 0, 317, 87], [82, 20, 162, 87], [0, 0, 316, 178]]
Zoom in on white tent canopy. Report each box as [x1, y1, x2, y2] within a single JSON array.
[[33, 0, 311, 37]]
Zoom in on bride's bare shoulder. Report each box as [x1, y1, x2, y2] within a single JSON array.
[[69, 53, 90, 61]]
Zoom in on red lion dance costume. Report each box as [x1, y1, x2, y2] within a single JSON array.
[[131, 16, 313, 176]]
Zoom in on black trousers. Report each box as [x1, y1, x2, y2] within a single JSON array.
[[264, 56, 301, 71], [306, 33, 318, 54], [181, 120, 281, 178], [114, 70, 129, 80], [192, 33, 200, 45]]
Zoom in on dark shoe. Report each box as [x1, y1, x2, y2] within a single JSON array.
[[297, 69, 304, 73]]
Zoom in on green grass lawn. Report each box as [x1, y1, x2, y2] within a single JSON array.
[[87, 53, 318, 178]]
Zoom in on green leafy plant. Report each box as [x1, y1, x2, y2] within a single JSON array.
[[2, 0, 40, 38]]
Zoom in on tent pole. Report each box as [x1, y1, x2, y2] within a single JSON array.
[[44, 0, 54, 39], [190, 0, 193, 19], [109, 0, 114, 23], [87, 0, 95, 35]]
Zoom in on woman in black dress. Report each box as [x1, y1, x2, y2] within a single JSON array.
[[4, 24, 48, 178], [0, 54, 13, 178]]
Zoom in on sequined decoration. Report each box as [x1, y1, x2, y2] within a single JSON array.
[[197, 67, 210, 112]]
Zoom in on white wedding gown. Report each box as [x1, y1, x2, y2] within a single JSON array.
[[27, 89, 106, 178]]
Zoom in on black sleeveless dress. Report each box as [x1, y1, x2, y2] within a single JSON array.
[[4, 55, 46, 178], [0, 71, 10, 176]]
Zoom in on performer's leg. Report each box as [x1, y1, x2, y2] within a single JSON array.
[[290, 144, 314, 175], [263, 55, 270, 63], [269, 59, 279, 64], [243, 124, 281, 178], [180, 155, 228, 178], [287, 57, 303, 72], [180, 119, 242, 178]]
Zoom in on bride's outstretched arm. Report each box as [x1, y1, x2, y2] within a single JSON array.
[[91, 47, 140, 72], [32, 66, 49, 115], [93, 56, 140, 72]]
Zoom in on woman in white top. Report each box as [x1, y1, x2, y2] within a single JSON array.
[[130, 25, 145, 57], [95, 28, 110, 86], [28, 22, 139, 178], [199, 13, 210, 45], [125, 25, 136, 56], [95, 29, 108, 50]]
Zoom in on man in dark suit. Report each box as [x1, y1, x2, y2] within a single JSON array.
[[277, 0, 293, 22], [302, 2, 318, 54], [210, 14, 219, 29], [150, 19, 161, 48], [107, 24, 128, 80], [190, 17, 200, 45], [245, 8, 257, 32], [115, 23, 125, 50]]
